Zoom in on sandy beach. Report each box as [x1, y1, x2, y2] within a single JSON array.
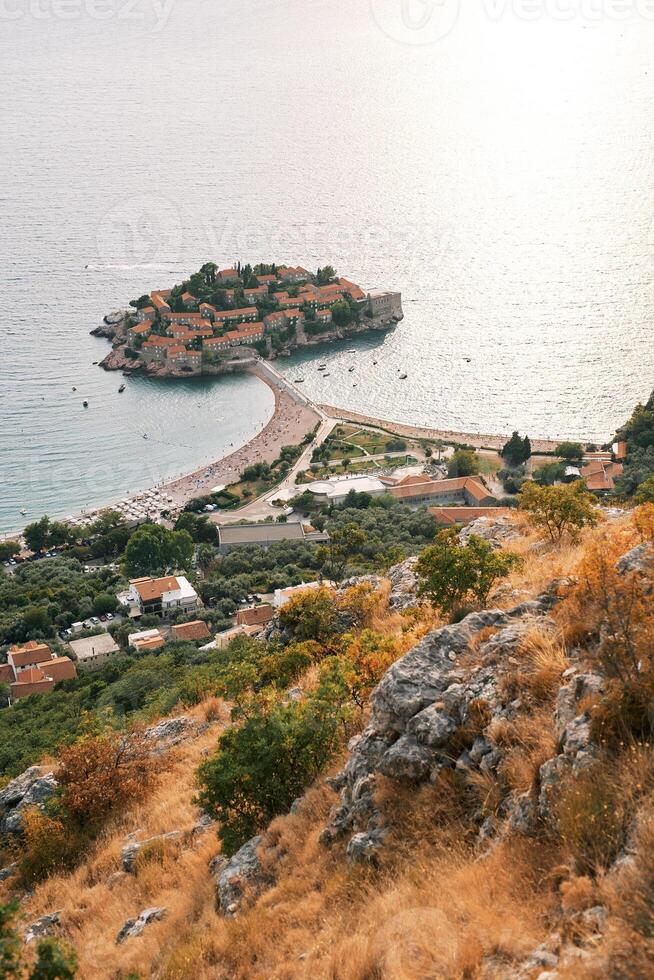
[[162, 364, 320, 509]]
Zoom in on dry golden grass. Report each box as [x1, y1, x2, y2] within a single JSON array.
[[8, 512, 653, 979], [3, 703, 228, 980]]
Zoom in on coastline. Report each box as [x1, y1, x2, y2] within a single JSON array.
[[2, 367, 593, 543], [317, 405, 566, 454]]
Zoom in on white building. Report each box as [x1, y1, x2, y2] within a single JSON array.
[[305, 475, 387, 506], [125, 576, 200, 617]]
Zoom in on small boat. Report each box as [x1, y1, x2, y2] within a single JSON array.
[[294, 378, 305, 384], [92, 361, 98, 365], [143, 434, 149, 440], [348, 366, 355, 372], [72, 386, 77, 391], [318, 363, 327, 369], [20, 508, 27, 515], [323, 373, 331, 377], [399, 374, 408, 380], [118, 383, 126, 393], [82, 400, 89, 407], [373, 361, 378, 365], [353, 383, 358, 387], [464, 357, 471, 363], [347, 349, 356, 354]]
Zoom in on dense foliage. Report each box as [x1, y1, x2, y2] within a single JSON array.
[[0, 558, 121, 645]]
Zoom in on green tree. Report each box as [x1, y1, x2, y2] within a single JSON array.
[[92, 593, 118, 616], [534, 462, 567, 486], [0, 541, 20, 563], [175, 512, 218, 544], [316, 265, 337, 286], [24, 517, 51, 553], [317, 524, 367, 581], [519, 480, 599, 542], [416, 529, 520, 615], [502, 431, 531, 467], [200, 261, 217, 286], [447, 450, 480, 478], [330, 299, 352, 327], [555, 441, 584, 462], [635, 476, 654, 505], [196, 699, 342, 853], [123, 524, 193, 577]]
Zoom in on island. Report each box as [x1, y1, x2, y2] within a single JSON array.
[[92, 262, 404, 378]]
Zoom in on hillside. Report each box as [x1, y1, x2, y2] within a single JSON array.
[[3, 504, 654, 978]]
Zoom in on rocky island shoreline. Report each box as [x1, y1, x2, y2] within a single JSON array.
[[91, 262, 403, 379]]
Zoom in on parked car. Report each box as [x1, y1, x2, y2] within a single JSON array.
[[106, 613, 114, 620]]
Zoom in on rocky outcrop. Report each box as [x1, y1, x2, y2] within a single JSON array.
[[144, 715, 197, 745], [122, 831, 184, 873], [0, 766, 57, 835], [25, 912, 61, 944], [458, 514, 520, 549], [212, 836, 266, 916], [321, 585, 568, 853], [616, 542, 654, 580], [116, 907, 166, 944], [387, 557, 420, 609]]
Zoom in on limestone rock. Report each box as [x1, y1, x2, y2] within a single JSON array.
[[122, 831, 183, 873], [0, 863, 17, 882], [323, 587, 563, 852], [215, 836, 264, 915], [616, 542, 654, 578], [379, 735, 435, 781], [346, 829, 388, 864], [458, 515, 520, 550], [0, 767, 57, 835], [25, 912, 61, 944], [387, 557, 419, 609], [144, 715, 196, 744], [116, 907, 166, 944]]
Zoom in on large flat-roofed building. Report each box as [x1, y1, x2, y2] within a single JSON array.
[[68, 633, 120, 671], [217, 523, 329, 554], [126, 576, 200, 617]]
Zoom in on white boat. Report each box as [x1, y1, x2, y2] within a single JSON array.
[[20, 508, 27, 515]]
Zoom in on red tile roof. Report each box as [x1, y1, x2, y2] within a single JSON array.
[[236, 605, 274, 627], [133, 576, 179, 602], [171, 620, 211, 642]]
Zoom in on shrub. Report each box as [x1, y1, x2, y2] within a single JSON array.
[[196, 699, 343, 853], [56, 730, 157, 828], [279, 586, 340, 643], [519, 480, 599, 542], [19, 809, 83, 885], [416, 530, 520, 615]]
